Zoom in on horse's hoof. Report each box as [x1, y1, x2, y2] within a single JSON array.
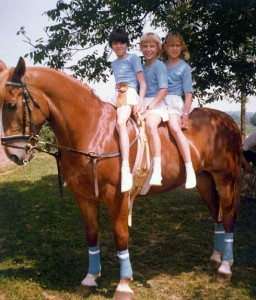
[[217, 260, 232, 282], [209, 258, 221, 268], [77, 284, 96, 296], [217, 272, 232, 283], [113, 291, 134, 300], [209, 250, 222, 268]]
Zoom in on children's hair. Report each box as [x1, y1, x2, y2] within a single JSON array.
[[108, 28, 130, 48], [140, 32, 162, 54], [162, 31, 190, 61]]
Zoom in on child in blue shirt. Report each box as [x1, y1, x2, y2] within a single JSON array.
[[162, 31, 196, 189], [140, 32, 168, 185], [109, 28, 146, 192]]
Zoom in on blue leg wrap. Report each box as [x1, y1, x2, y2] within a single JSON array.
[[88, 246, 101, 275], [223, 233, 234, 261], [214, 223, 225, 252], [117, 249, 133, 279]]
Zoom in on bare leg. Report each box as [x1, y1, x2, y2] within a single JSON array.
[[116, 105, 132, 161], [116, 105, 133, 192], [167, 114, 196, 188], [145, 113, 162, 185]]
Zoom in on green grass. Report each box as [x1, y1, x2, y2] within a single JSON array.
[[0, 153, 256, 299]]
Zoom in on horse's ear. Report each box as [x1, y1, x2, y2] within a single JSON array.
[[12, 57, 26, 82], [0, 60, 7, 72]]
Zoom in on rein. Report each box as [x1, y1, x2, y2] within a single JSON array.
[[35, 135, 138, 198], [2, 80, 139, 197]]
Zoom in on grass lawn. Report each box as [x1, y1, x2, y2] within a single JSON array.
[[0, 153, 255, 299]]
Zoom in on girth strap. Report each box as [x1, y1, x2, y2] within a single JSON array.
[[93, 158, 99, 197]]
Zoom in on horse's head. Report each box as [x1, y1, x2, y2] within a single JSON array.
[[0, 57, 48, 165]]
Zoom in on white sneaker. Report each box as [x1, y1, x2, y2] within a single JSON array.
[[121, 169, 133, 193], [149, 169, 162, 186], [185, 169, 196, 189]]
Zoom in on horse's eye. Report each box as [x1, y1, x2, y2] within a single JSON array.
[[6, 102, 17, 110]]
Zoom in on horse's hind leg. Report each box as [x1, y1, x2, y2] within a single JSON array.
[[196, 171, 224, 266], [212, 173, 239, 279], [75, 196, 101, 293]]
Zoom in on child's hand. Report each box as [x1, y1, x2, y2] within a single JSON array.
[[244, 162, 253, 172], [140, 111, 147, 121], [133, 105, 140, 115], [181, 115, 189, 130]]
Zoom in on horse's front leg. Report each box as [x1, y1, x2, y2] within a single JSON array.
[[107, 194, 134, 300], [76, 196, 101, 293]]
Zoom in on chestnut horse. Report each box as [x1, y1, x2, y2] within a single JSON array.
[[0, 57, 241, 299]]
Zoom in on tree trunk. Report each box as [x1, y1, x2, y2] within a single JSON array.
[[240, 92, 247, 140]]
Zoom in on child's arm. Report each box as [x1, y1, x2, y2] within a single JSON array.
[[134, 71, 146, 114], [181, 92, 192, 130], [145, 88, 168, 111]]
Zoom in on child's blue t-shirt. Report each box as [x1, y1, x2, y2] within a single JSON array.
[[143, 59, 168, 97], [111, 53, 143, 90], [165, 59, 193, 96]]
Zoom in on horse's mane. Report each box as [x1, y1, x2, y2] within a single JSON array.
[[0, 69, 9, 99]]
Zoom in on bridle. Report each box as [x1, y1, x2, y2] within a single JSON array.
[[1, 80, 139, 197], [2, 80, 47, 145]]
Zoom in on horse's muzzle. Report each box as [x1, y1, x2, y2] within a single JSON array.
[[1, 136, 34, 166]]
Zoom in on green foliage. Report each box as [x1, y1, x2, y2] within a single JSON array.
[[156, 0, 256, 102], [39, 123, 55, 143], [18, 0, 256, 103], [250, 112, 256, 126]]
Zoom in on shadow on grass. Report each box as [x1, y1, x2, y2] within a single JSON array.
[[0, 174, 256, 298]]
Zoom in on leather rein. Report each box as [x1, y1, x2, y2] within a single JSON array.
[[1, 80, 139, 197]]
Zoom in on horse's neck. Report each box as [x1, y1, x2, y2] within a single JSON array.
[[35, 69, 116, 151]]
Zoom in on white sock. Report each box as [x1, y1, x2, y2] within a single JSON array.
[[122, 160, 129, 167], [153, 157, 161, 170], [185, 161, 196, 188], [185, 162, 194, 173], [121, 160, 130, 173]]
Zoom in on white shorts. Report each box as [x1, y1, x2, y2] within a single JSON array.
[[164, 94, 185, 116], [142, 97, 169, 122], [113, 86, 140, 107]]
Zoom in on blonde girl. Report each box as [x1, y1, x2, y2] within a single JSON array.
[[140, 32, 168, 185], [162, 31, 196, 189]]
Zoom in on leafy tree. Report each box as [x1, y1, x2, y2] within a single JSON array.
[[19, 0, 256, 136]]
